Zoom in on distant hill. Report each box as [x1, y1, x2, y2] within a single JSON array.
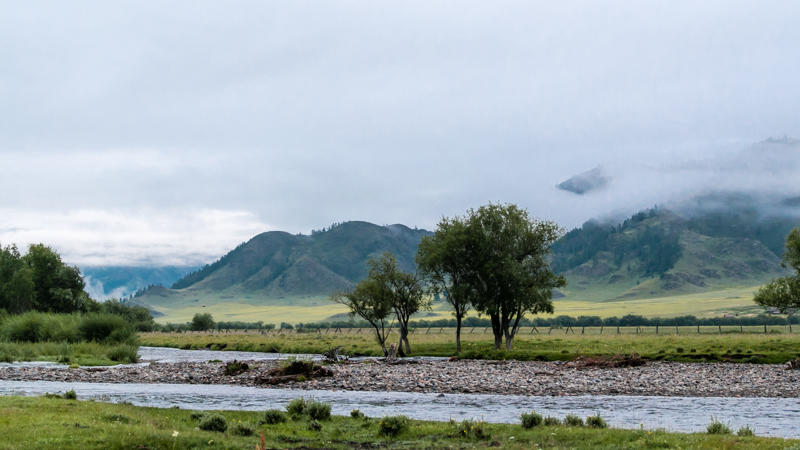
[[552, 207, 796, 302], [82, 266, 198, 300], [135, 221, 430, 309]]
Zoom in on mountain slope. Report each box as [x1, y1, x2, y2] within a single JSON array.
[[553, 208, 794, 302], [136, 221, 430, 308]]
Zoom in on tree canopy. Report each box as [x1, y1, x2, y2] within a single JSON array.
[[0, 243, 94, 314], [461, 203, 566, 350], [754, 226, 800, 314]]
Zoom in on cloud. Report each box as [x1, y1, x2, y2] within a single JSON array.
[[0, 208, 271, 267], [557, 166, 612, 195]]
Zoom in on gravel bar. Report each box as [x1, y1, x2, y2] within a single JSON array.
[[1, 360, 798, 398]]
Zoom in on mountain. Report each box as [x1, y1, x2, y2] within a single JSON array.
[[134, 221, 430, 309], [82, 266, 198, 300], [552, 206, 796, 302]]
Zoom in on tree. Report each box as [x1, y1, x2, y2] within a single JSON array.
[[754, 226, 800, 315], [463, 203, 566, 350], [330, 276, 393, 355], [367, 253, 429, 355], [417, 216, 475, 352], [191, 313, 216, 331]]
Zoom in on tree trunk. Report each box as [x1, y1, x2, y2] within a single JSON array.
[[455, 316, 462, 353], [399, 325, 411, 354], [504, 328, 515, 350], [491, 314, 503, 350]]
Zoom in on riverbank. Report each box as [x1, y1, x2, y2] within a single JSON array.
[[1, 394, 795, 449], [140, 329, 800, 364], [2, 358, 798, 398]]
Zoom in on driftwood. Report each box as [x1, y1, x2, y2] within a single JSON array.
[[568, 354, 646, 369], [255, 360, 333, 385], [385, 343, 398, 364], [786, 359, 800, 370], [322, 346, 345, 363]]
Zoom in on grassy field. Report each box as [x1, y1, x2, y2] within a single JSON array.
[[150, 285, 768, 326], [0, 394, 795, 449], [140, 327, 800, 364], [0, 341, 139, 366]]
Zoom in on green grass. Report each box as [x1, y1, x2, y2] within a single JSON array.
[[0, 395, 795, 449], [140, 328, 800, 364], [0, 341, 139, 366]]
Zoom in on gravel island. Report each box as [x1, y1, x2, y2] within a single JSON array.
[[2, 359, 798, 398]]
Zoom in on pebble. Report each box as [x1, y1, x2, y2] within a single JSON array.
[[1, 360, 797, 398]]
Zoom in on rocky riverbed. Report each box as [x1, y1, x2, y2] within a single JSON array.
[[1, 359, 798, 398]]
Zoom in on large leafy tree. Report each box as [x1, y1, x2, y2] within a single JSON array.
[[330, 275, 394, 355], [754, 226, 800, 315], [464, 203, 566, 350], [417, 216, 475, 352], [0, 243, 94, 314]]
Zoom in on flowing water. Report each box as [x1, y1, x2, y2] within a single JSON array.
[[1, 347, 799, 438]]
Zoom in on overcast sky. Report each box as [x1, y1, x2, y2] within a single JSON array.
[[1, 1, 799, 267]]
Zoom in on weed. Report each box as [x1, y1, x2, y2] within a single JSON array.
[[198, 413, 227, 432], [64, 390, 77, 400], [190, 411, 205, 420], [306, 400, 332, 421], [350, 409, 365, 419], [543, 416, 562, 426], [307, 420, 322, 432], [264, 409, 287, 425], [564, 414, 584, 426], [737, 425, 755, 437], [706, 416, 732, 435], [520, 411, 543, 429], [378, 415, 409, 437], [452, 418, 487, 439], [223, 360, 249, 376], [229, 422, 254, 436], [285, 397, 309, 419], [586, 414, 607, 428], [101, 413, 131, 423]]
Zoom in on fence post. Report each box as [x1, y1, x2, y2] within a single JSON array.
[[655, 325, 658, 334], [676, 325, 679, 335], [483, 327, 488, 334], [582, 326, 585, 334], [617, 326, 620, 334], [718, 325, 721, 334], [740, 325, 743, 333], [548, 327, 553, 334], [600, 326, 603, 334], [791, 323, 793, 333], [426, 328, 430, 334], [697, 325, 700, 334], [764, 325, 768, 334], [470, 327, 475, 334]]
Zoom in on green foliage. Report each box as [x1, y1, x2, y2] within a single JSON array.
[[706, 417, 732, 435], [3, 311, 47, 342], [452, 418, 487, 439], [229, 422, 254, 436], [64, 389, 77, 400], [198, 413, 228, 432], [586, 414, 608, 428], [754, 225, 800, 314], [190, 313, 215, 331], [737, 425, 755, 437], [307, 419, 322, 431], [377, 415, 409, 437], [350, 409, 365, 419], [285, 397, 309, 419], [543, 416, 561, 426], [78, 313, 135, 344], [564, 414, 584, 426], [263, 409, 287, 425], [105, 344, 139, 363], [306, 400, 332, 421], [520, 411, 543, 428], [223, 360, 249, 376]]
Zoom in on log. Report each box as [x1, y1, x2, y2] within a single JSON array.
[[385, 343, 399, 364]]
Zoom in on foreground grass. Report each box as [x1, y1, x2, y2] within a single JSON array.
[[140, 329, 800, 364], [0, 395, 795, 450], [0, 341, 139, 366]]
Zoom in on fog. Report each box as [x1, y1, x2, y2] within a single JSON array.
[[1, 1, 799, 267]]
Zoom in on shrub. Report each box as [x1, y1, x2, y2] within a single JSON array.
[[378, 415, 409, 437], [101, 413, 131, 423], [224, 360, 249, 376], [307, 420, 322, 432], [263, 409, 287, 425], [230, 422, 254, 436], [79, 314, 135, 344], [307, 400, 332, 421], [106, 345, 140, 363], [190, 411, 205, 421], [40, 314, 80, 342], [543, 416, 561, 426], [737, 425, 755, 437], [586, 414, 607, 428], [564, 414, 584, 426], [706, 417, 732, 435], [198, 413, 228, 432], [4, 312, 45, 342], [286, 397, 309, 419], [64, 389, 77, 400], [520, 411, 543, 429], [350, 409, 365, 419], [453, 418, 486, 439]]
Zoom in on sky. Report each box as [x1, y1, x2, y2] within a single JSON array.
[[1, 1, 800, 268]]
